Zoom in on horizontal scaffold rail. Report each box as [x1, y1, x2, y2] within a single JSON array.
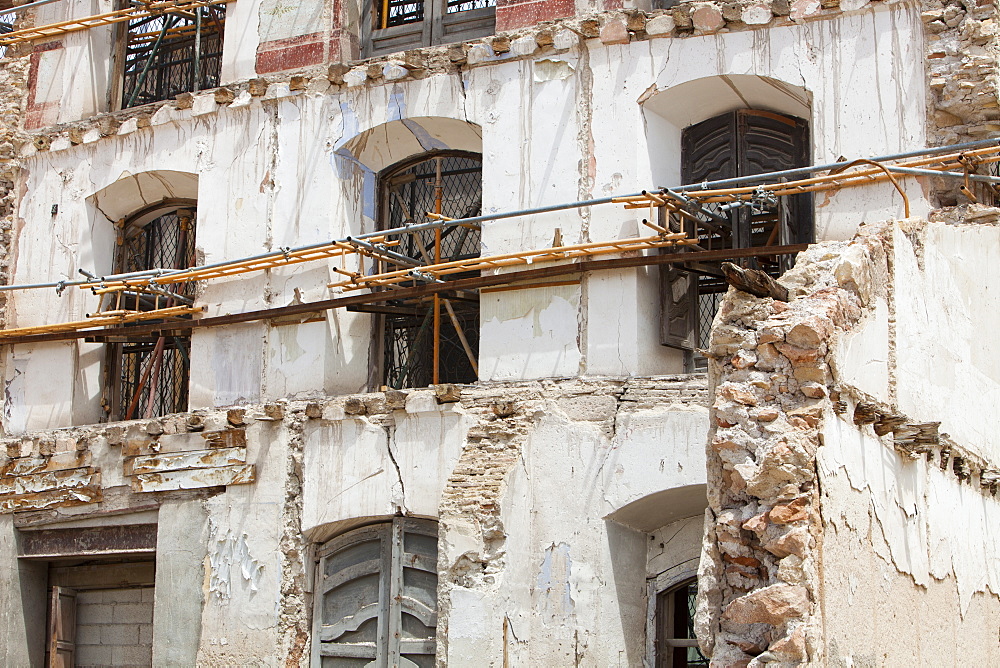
[[0, 305, 203, 340], [0, 139, 999, 345], [0, 246, 808, 345], [0, 0, 233, 47]]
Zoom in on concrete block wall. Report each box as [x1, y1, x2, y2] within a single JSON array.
[[75, 587, 154, 668]]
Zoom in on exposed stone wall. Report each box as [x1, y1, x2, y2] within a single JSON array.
[[0, 41, 29, 330], [699, 214, 1000, 666]]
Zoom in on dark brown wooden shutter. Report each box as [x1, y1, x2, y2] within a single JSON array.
[[47, 586, 76, 668]]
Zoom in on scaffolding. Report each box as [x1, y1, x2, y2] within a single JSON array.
[[0, 0, 232, 49], [0, 139, 997, 385]]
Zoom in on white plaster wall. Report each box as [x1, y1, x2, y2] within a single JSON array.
[[893, 223, 1000, 462], [818, 413, 1000, 665], [444, 400, 710, 666], [196, 420, 287, 664], [301, 401, 470, 537]]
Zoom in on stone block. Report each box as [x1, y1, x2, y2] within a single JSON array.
[[344, 67, 368, 87], [466, 43, 494, 65], [599, 19, 630, 44], [789, 0, 821, 20], [553, 28, 579, 50], [190, 94, 217, 117], [692, 3, 725, 32], [742, 2, 774, 23], [510, 35, 537, 56], [645, 14, 676, 35], [383, 62, 409, 81], [721, 583, 809, 625]]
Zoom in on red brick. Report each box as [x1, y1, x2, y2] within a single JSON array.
[[495, 0, 575, 31], [256, 33, 327, 74]]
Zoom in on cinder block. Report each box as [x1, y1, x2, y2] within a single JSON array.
[[101, 623, 140, 645], [139, 622, 154, 644], [140, 587, 156, 603], [75, 623, 101, 645], [78, 602, 114, 624], [112, 643, 153, 666], [76, 643, 113, 666], [112, 602, 154, 624], [108, 588, 143, 603]]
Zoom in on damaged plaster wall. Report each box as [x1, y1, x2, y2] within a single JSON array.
[[699, 214, 1000, 666], [434, 377, 710, 666], [1, 3, 938, 434]]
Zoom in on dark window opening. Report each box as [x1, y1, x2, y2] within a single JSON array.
[[105, 205, 197, 421], [368, 153, 482, 390], [120, 3, 226, 109], [0, 10, 16, 58], [655, 578, 709, 668], [314, 518, 438, 667], [364, 0, 495, 57], [662, 109, 811, 359]]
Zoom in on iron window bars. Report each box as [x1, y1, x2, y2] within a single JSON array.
[[376, 153, 482, 390], [106, 207, 197, 421], [655, 578, 710, 668], [121, 2, 225, 109], [363, 0, 496, 57]]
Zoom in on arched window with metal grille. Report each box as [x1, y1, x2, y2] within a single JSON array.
[[368, 152, 482, 390], [104, 203, 197, 421], [313, 518, 438, 667]]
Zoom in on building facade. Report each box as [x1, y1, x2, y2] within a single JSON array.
[[0, 0, 997, 665]]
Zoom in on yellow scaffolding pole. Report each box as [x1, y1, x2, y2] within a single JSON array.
[[0, 0, 233, 47]]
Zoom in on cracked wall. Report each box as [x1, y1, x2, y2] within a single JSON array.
[[700, 212, 1000, 666]]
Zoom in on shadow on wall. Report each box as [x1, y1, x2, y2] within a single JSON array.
[[641, 75, 812, 188]]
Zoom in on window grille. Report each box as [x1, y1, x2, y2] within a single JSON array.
[[0, 9, 17, 58], [364, 0, 496, 57], [121, 3, 225, 109], [314, 518, 438, 667], [375, 153, 482, 390], [662, 109, 811, 358], [106, 207, 196, 421], [655, 578, 710, 668]]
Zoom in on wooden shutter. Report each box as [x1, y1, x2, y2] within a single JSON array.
[[363, 0, 496, 57], [315, 518, 438, 668], [47, 586, 77, 668]]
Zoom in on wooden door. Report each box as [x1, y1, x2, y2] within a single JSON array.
[[47, 586, 76, 668]]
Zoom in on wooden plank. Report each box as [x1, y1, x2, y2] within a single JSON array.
[[0, 486, 102, 513], [0, 451, 91, 477], [120, 428, 246, 457], [124, 446, 246, 475], [130, 464, 254, 492], [0, 467, 97, 496]]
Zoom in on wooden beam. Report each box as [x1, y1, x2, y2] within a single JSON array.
[[721, 261, 790, 301]]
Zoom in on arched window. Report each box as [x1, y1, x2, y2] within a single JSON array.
[[104, 203, 197, 421], [373, 152, 482, 389], [655, 578, 709, 667], [662, 109, 811, 356], [313, 518, 438, 666]]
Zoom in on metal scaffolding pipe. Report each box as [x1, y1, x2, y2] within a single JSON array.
[[669, 138, 1000, 192], [0, 138, 996, 294]]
